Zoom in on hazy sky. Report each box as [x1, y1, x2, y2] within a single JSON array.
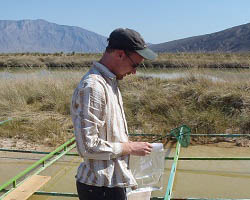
[[1, 0, 250, 44]]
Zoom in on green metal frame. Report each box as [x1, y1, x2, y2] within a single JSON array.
[[2, 189, 250, 200], [1, 129, 250, 199], [162, 127, 250, 200], [2, 148, 250, 161], [0, 148, 78, 156], [164, 126, 185, 200], [0, 137, 76, 199], [164, 133, 181, 200], [165, 157, 250, 161], [128, 133, 250, 144]]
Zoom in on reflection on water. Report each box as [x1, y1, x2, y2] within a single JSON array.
[[137, 72, 225, 82], [152, 145, 250, 199], [1, 68, 250, 83], [137, 68, 250, 82], [0, 70, 52, 80], [1, 145, 250, 199]]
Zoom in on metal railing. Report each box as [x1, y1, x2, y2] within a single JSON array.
[[1, 127, 250, 199], [0, 137, 76, 199]]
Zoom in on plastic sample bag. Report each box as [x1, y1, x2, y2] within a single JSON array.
[[128, 143, 165, 198]]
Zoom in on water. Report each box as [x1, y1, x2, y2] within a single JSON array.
[[1, 145, 250, 199], [1, 68, 250, 82], [138, 71, 226, 82], [0, 150, 80, 200], [0, 70, 52, 80], [153, 145, 250, 199], [137, 68, 250, 82], [0, 69, 87, 82]]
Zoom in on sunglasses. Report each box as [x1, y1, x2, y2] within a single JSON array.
[[125, 51, 145, 68]]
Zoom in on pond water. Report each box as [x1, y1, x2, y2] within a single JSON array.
[[137, 71, 225, 82], [137, 68, 250, 82], [1, 145, 250, 199], [1, 68, 250, 83]]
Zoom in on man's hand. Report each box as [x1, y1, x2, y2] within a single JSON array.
[[122, 142, 152, 156]]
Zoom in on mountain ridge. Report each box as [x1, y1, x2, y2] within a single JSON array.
[[1, 19, 250, 53], [149, 22, 250, 52], [0, 19, 108, 53]]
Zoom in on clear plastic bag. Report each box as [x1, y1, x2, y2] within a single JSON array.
[[129, 143, 165, 193]]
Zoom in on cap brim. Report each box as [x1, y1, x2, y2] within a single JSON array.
[[135, 48, 157, 60]]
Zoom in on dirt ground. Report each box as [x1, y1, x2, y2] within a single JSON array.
[[0, 137, 54, 151], [1, 136, 250, 152]]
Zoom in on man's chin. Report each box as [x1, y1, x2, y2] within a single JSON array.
[[116, 74, 124, 80], [117, 76, 123, 80]]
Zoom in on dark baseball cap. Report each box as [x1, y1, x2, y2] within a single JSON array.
[[107, 28, 157, 60]]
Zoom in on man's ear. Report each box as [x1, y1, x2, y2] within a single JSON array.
[[114, 50, 125, 59]]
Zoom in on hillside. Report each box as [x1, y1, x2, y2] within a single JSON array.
[[149, 23, 250, 52], [0, 19, 108, 53], [2, 20, 250, 53]]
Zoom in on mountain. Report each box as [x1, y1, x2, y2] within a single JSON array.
[[0, 19, 108, 53], [2, 19, 250, 53], [149, 23, 250, 52]]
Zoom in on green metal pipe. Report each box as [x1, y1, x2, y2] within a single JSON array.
[[0, 148, 78, 156], [164, 141, 181, 200], [189, 134, 250, 137], [129, 133, 250, 138], [0, 137, 75, 193], [0, 142, 76, 199], [173, 198, 250, 200], [2, 148, 249, 161], [164, 128, 183, 200], [2, 189, 250, 200], [165, 157, 250, 160], [1, 149, 250, 161], [34, 143, 76, 175], [1, 190, 163, 199], [33, 191, 78, 197]]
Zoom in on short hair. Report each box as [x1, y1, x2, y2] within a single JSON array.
[[105, 47, 115, 53], [105, 47, 133, 56]]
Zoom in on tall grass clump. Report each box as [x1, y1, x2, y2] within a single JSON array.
[[0, 53, 101, 68], [0, 69, 88, 146], [1, 52, 250, 69], [1, 66, 250, 146], [120, 71, 250, 142]]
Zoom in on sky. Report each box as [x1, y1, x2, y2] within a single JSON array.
[[1, 0, 250, 44]]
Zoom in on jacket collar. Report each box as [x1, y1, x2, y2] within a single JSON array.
[[93, 61, 116, 81]]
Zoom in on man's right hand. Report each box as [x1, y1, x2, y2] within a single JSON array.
[[122, 142, 152, 156]]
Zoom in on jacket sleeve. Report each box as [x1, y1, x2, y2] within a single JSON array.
[[71, 80, 123, 160]]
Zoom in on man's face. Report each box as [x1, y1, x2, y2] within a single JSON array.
[[115, 51, 144, 80]]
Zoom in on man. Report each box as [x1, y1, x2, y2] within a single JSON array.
[[71, 28, 157, 200]]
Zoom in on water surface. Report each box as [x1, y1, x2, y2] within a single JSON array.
[[1, 145, 250, 199]]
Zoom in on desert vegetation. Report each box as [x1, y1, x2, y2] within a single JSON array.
[[1, 52, 250, 69], [0, 61, 250, 147]]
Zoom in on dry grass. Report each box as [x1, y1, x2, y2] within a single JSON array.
[[1, 52, 250, 69], [153, 52, 250, 68], [121, 70, 250, 137], [0, 69, 87, 146], [0, 53, 101, 68], [0, 63, 250, 147]]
